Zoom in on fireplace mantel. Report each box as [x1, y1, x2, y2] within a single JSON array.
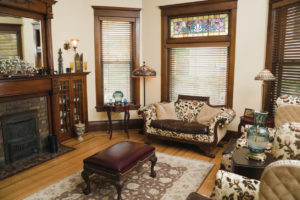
[[0, 76, 52, 100]]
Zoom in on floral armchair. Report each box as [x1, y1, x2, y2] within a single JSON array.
[[138, 95, 235, 158], [221, 95, 300, 171], [186, 160, 300, 200]]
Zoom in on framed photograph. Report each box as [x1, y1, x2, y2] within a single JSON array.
[[244, 108, 254, 118]]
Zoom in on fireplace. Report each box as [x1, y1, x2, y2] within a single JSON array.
[[0, 96, 50, 165], [1, 110, 40, 164]]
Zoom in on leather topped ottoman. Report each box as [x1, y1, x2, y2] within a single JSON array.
[[81, 141, 157, 200]]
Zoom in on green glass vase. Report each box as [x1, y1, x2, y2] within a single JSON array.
[[113, 91, 123, 103]]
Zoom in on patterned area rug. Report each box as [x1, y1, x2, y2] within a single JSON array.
[[0, 144, 74, 180], [25, 153, 215, 200]]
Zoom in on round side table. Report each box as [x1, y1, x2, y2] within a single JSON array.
[[232, 148, 275, 180]]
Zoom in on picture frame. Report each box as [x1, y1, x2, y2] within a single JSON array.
[[244, 108, 254, 118]]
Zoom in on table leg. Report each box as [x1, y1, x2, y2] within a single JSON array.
[[238, 121, 244, 138], [107, 110, 113, 140]]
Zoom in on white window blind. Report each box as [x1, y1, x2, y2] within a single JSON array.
[[169, 47, 228, 105], [102, 20, 132, 103], [0, 32, 18, 59]]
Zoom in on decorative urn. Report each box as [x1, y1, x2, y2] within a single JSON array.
[[74, 122, 85, 142], [246, 110, 270, 161], [113, 91, 123, 104]]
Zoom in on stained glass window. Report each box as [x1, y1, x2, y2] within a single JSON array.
[[170, 14, 229, 38]]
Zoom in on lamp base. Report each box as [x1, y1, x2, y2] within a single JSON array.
[[245, 152, 266, 162]]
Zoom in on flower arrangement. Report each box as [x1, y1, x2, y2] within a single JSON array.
[[0, 57, 38, 77]]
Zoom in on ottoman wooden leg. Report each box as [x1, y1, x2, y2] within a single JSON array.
[[81, 170, 91, 195], [150, 154, 157, 178], [114, 180, 124, 200]]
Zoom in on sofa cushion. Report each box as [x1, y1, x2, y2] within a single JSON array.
[[150, 119, 208, 135], [175, 99, 205, 122], [155, 102, 178, 120], [195, 104, 222, 126]]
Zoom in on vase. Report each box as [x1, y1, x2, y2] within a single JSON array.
[[113, 91, 123, 104], [246, 110, 269, 161], [74, 122, 85, 142]]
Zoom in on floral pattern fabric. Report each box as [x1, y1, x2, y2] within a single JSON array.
[[276, 95, 300, 109], [210, 170, 260, 200], [272, 122, 300, 160], [175, 99, 205, 122]]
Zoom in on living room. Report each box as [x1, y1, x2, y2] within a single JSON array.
[[0, 0, 299, 199]]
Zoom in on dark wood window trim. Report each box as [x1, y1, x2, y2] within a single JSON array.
[[160, 0, 237, 108], [264, 0, 300, 113], [93, 6, 141, 112], [0, 24, 23, 59]]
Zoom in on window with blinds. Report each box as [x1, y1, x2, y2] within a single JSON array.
[[269, 2, 300, 111], [0, 24, 21, 60], [169, 47, 228, 105], [101, 20, 133, 103]]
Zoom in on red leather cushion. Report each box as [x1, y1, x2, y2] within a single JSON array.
[[84, 141, 155, 173]]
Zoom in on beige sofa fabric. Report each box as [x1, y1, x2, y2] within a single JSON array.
[[275, 105, 300, 128], [259, 160, 300, 200], [195, 104, 222, 126], [155, 102, 178, 120]]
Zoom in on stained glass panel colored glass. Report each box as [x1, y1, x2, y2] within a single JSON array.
[[170, 14, 229, 38]]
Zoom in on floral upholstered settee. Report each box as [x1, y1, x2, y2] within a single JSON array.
[[138, 95, 235, 157], [186, 160, 300, 200], [221, 95, 300, 171]]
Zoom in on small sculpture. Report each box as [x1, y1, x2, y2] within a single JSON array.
[[58, 48, 63, 74]]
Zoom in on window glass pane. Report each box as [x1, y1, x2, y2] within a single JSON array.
[[169, 47, 228, 105], [0, 32, 18, 59], [102, 20, 132, 103], [170, 14, 229, 38]]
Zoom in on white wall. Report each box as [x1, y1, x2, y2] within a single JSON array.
[[52, 0, 269, 131], [52, 0, 142, 122], [141, 0, 269, 131]]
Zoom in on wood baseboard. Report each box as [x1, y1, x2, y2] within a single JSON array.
[[88, 119, 143, 132]]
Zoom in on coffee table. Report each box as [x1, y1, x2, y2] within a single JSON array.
[[232, 148, 275, 180]]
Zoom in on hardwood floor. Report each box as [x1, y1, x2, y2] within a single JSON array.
[[0, 130, 227, 200]]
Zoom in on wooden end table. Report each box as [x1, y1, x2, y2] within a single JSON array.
[[103, 103, 131, 140], [238, 116, 274, 136], [232, 148, 275, 180]]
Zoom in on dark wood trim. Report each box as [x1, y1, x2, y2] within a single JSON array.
[[272, 0, 300, 8], [159, 0, 237, 9], [160, 1, 237, 108], [93, 7, 141, 109], [88, 119, 143, 132]]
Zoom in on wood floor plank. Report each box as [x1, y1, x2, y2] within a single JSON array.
[[0, 129, 227, 200]]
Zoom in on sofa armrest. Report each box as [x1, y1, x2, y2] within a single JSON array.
[[138, 104, 157, 128], [208, 108, 236, 138], [210, 170, 260, 200]]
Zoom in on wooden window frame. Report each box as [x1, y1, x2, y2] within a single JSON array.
[[160, 0, 237, 108], [0, 23, 23, 59], [93, 6, 141, 112], [264, 0, 300, 113]]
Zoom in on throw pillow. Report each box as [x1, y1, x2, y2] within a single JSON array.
[[155, 102, 178, 120], [195, 104, 222, 126]]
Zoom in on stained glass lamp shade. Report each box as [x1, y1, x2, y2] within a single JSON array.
[[255, 69, 275, 81], [132, 62, 156, 106]]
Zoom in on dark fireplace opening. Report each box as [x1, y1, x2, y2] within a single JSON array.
[[0, 110, 40, 164]]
